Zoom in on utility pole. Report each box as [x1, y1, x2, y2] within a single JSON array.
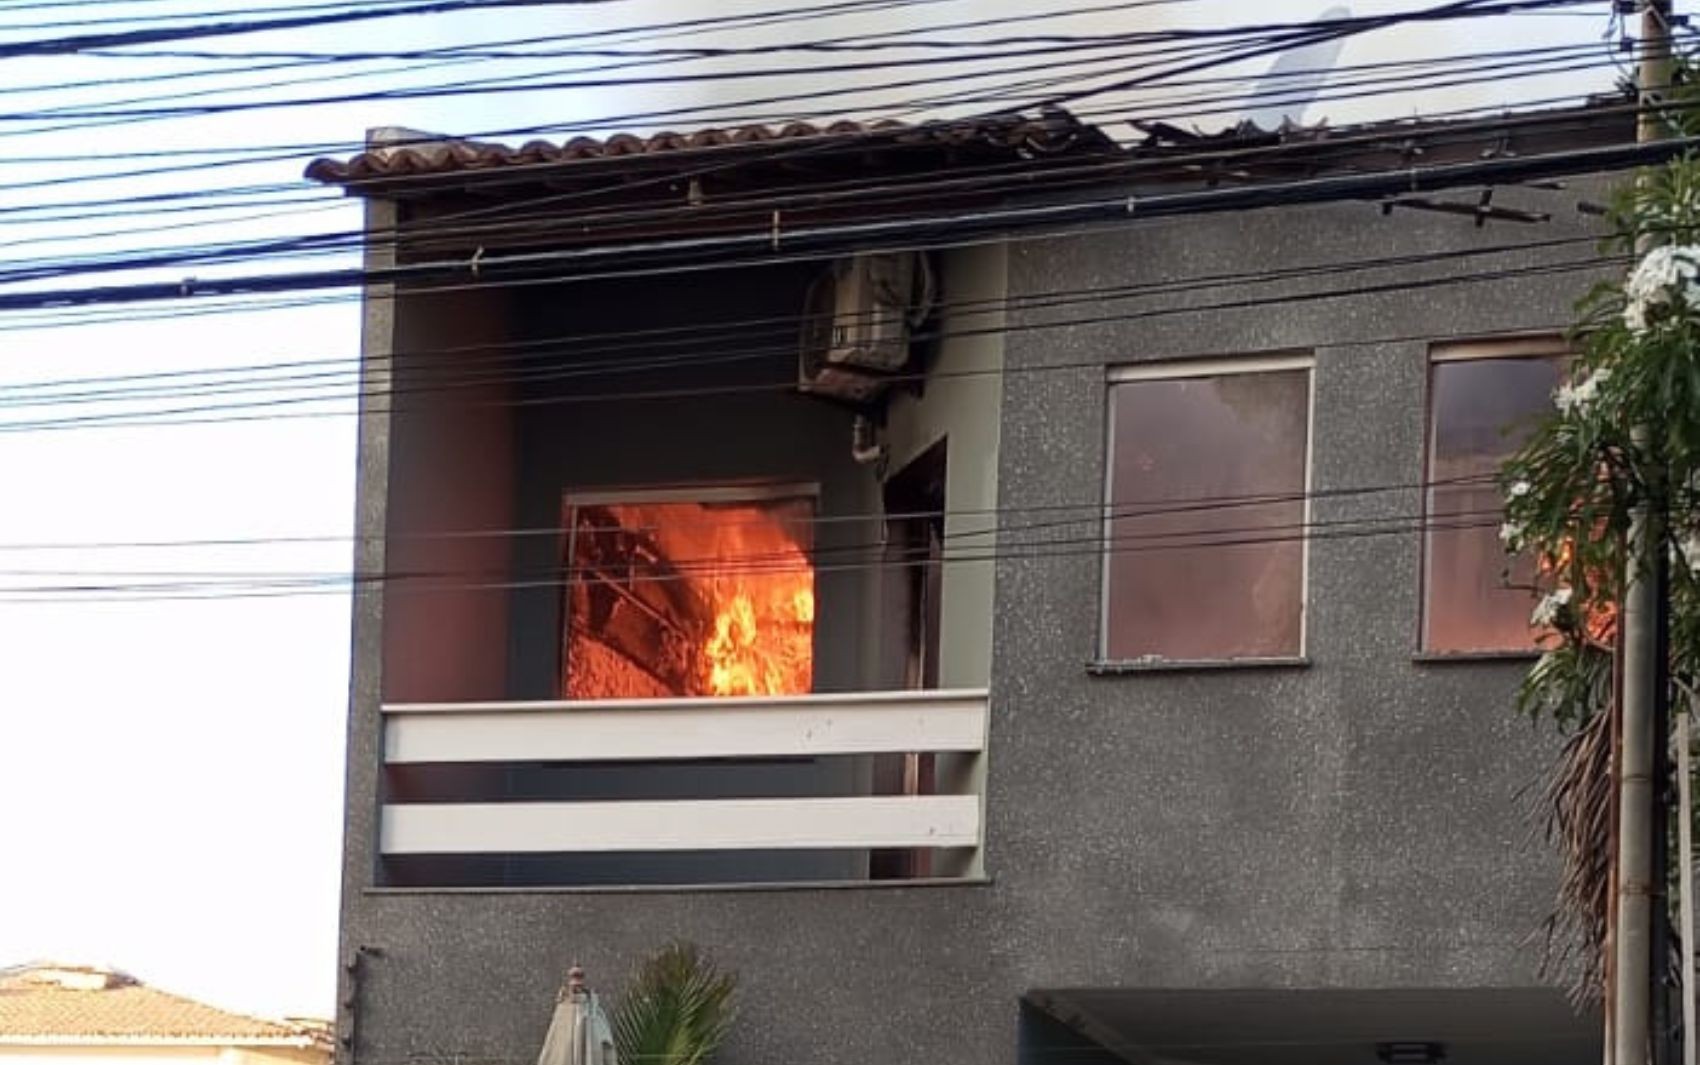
[[1616, 4, 1675, 1064]]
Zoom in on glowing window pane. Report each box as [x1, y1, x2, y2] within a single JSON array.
[[561, 494, 815, 699], [1423, 356, 1563, 653], [1103, 368, 1310, 661]]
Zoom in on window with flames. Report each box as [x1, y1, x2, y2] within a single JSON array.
[[560, 491, 816, 700], [1423, 344, 1567, 653]]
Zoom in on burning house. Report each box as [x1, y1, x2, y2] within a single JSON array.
[[309, 106, 1629, 1065]]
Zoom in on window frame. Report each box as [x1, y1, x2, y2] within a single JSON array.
[[557, 480, 822, 698], [1097, 353, 1317, 666], [1417, 336, 1570, 658]]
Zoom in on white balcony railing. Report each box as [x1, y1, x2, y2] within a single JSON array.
[[378, 689, 989, 865]]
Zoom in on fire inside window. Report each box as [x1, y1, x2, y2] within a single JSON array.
[[560, 491, 816, 700], [1423, 351, 1565, 653]]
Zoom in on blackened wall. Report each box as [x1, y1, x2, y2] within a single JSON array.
[[503, 262, 886, 702]]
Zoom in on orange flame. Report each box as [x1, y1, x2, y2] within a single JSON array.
[[1538, 535, 1618, 646], [704, 582, 815, 696], [698, 508, 814, 697], [562, 497, 815, 700]]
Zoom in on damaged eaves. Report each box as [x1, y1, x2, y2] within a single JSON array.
[[293, 99, 1644, 268], [304, 109, 1122, 200], [306, 96, 1640, 208]]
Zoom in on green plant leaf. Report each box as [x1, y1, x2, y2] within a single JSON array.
[[611, 943, 736, 1065]]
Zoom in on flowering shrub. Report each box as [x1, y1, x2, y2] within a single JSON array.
[[1496, 62, 1700, 998], [1500, 149, 1700, 729]]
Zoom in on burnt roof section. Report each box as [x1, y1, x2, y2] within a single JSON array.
[[1119, 96, 1637, 182], [304, 109, 1120, 195]]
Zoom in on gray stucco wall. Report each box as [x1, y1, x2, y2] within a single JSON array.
[[338, 179, 1613, 1065], [985, 178, 1612, 995]]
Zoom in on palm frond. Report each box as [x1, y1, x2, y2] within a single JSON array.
[[612, 943, 736, 1065], [1536, 703, 1616, 1006]]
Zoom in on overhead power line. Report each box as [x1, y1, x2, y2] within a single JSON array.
[[68, 0, 1186, 61], [0, 131, 1659, 315], [0, 473, 1505, 556], [0, 246, 1616, 433], [0, 513, 1511, 603], [0, 0, 1594, 146], [0, 0, 592, 58], [0, 226, 1610, 417], [0, 39, 1633, 258], [0, 86, 1633, 285], [0, 37, 1636, 242], [0, 0, 461, 33]]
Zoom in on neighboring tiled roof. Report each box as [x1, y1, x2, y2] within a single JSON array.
[[304, 109, 1118, 186], [0, 964, 321, 1047]]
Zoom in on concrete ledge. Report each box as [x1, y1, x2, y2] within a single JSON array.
[[1086, 656, 1311, 675], [1412, 649, 1542, 664], [362, 875, 993, 897]]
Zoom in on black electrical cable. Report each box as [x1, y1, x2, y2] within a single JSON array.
[[0, 491, 1515, 578], [0, 0, 1590, 128], [4, 54, 1636, 284], [0, 26, 1621, 215], [0, 0, 595, 59], [0, 128, 1656, 317], [0, 218, 1619, 416], [0, 515, 1513, 603], [0, 0, 471, 33], [0, 249, 1618, 432], [0, 48, 1632, 258]]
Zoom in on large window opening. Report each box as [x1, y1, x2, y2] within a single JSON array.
[[1101, 359, 1312, 662], [561, 487, 817, 699], [1423, 342, 1566, 654]]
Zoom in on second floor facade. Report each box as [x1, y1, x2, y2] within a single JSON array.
[[314, 105, 1620, 1065]]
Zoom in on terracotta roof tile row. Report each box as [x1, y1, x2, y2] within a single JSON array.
[[0, 964, 321, 1046], [304, 110, 1116, 185], [304, 98, 1638, 199]]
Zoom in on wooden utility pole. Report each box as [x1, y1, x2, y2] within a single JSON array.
[[1678, 705, 1696, 1065], [1616, 6, 1675, 1064]]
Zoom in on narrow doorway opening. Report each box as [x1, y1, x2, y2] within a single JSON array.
[[870, 438, 947, 880]]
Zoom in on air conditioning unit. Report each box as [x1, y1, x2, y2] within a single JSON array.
[[798, 252, 922, 403]]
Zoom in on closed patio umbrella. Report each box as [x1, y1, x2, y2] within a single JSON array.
[[537, 967, 618, 1065]]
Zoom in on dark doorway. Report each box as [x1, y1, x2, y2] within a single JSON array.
[[870, 437, 946, 880]]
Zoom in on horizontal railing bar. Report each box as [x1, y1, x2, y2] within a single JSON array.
[[380, 795, 981, 854], [382, 690, 989, 764], [382, 688, 988, 715]]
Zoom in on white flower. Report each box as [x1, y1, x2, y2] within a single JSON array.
[[1507, 480, 1532, 499], [1678, 531, 1700, 574], [1531, 586, 1574, 628], [1555, 368, 1612, 414], [1499, 520, 1527, 549], [1623, 244, 1700, 335]]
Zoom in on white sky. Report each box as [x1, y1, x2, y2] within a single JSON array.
[[0, 0, 1629, 1024]]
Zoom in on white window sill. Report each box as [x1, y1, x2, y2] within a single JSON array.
[[1087, 656, 1311, 675], [1412, 649, 1543, 664], [364, 875, 992, 897]]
